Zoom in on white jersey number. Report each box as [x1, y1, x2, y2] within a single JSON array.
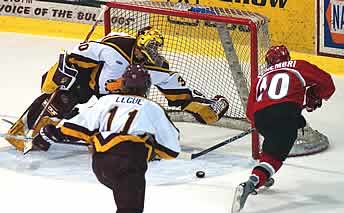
[[257, 73, 290, 101]]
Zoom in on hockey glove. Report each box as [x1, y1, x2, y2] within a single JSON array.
[[32, 124, 62, 151], [306, 88, 322, 112]]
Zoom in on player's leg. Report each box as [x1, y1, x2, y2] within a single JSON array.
[[92, 143, 148, 213], [250, 103, 301, 189], [232, 103, 301, 212]]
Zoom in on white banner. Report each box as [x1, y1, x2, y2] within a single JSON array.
[[0, 0, 103, 25]]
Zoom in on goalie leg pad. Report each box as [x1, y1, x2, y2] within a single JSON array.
[[6, 118, 26, 151], [5, 94, 61, 152], [182, 95, 229, 124], [6, 116, 59, 152]]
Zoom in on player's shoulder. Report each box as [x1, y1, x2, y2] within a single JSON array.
[[102, 32, 135, 40], [100, 32, 136, 44], [97, 94, 163, 110], [141, 97, 165, 112], [294, 59, 312, 66]]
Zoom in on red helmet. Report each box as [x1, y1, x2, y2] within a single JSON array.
[[122, 64, 151, 97], [265, 45, 290, 66]]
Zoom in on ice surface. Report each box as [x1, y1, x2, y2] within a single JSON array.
[[0, 32, 343, 213]]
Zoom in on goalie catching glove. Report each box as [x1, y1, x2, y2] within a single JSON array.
[[305, 87, 322, 112], [182, 93, 229, 124]]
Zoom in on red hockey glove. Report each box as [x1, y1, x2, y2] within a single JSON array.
[[306, 87, 322, 112]]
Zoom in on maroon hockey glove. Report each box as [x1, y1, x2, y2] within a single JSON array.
[[306, 88, 322, 112], [32, 124, 61, 151]]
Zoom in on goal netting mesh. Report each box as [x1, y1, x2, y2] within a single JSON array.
[[104, 1, 329, 159]]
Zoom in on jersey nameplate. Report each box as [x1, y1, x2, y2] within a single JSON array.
[[115, 96, 143, 105]]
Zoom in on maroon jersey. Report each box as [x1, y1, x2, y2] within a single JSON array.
[[246, 60, 335, 122]]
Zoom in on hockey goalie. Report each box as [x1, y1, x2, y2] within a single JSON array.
[[5, 26, 229, 152]]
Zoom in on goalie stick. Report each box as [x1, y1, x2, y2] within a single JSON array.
[[3, 128, 254, 159], [23, 89, 60, 154], [20, 6, 108, 154], [1, 133, 89, 147], [83, 5, 108, 43], [1, 118, 14, 126]]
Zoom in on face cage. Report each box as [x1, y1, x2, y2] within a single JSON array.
[[142, 40, 162, 65]]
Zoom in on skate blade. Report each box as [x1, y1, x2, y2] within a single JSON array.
[[231, 185, 244, 213]]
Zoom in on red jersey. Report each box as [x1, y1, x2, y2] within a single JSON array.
[[246, 60, 335, 122]]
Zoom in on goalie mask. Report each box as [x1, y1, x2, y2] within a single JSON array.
[[265, 45, 291, 67], [136, 26, 164, 65], [121, 64, 151, 97]]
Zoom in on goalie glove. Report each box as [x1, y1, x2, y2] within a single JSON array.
[[305, 87, 322, 112], [32, 124, 63, 151]]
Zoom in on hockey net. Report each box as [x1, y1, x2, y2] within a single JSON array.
[[103, 1, 329, 159]]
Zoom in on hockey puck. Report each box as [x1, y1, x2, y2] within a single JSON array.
[[196, 171, 205, 178]]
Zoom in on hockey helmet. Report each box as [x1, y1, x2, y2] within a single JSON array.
[[136, 26, 164, 65], [121, 64, 151, 97], [265, 45, 291, 67]]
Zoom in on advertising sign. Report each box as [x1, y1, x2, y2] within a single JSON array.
[[318, 0, 344, 58]]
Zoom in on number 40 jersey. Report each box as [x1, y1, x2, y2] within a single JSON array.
[[58, 94, 181, 160], [246, 60, 335, 122]]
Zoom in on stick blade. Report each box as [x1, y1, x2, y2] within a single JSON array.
[[231, 185, 244, 213], [23, 141, 33, 155]]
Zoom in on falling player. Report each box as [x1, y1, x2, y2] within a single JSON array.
[[231, 45, 335, 212], [31, 64, 181, 213], [6, 26, 229, 152]]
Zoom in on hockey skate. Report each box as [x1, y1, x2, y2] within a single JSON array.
[[231, 178, 257, 213]]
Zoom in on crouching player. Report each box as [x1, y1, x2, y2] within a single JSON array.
[[31, 64, 182, 213], [5, 26, 229, 152]]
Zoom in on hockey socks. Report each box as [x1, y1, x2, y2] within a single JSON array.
[[251, 152, 282, 188]]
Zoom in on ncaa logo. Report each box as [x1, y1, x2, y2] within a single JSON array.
[[325, 0, 344, 44]]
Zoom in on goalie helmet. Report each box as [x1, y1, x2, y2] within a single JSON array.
[[136, 26, 164, 65], [265, 45, 291, 67], [121, 64, 151, 97]]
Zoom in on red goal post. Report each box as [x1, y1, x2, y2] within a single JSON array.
[[102, 1, 329, 159]]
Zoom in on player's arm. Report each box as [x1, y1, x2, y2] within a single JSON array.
[[31, 100, 102, 151], [299, 60, 335, 100], [147, 65, 229, 124], [145, 103, 181, 160], [298, 60, 335, 112], [145, 61, 193, 106]]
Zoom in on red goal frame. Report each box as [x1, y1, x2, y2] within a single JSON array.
[[103, 1, 261, 159]]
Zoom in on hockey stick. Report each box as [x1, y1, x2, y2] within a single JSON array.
[[83, 5, 108, 43], [178, 128, 255, 160], [1, 118, 14, 126], [23, 89, 60, 154], [0, 133, 33, 141], [2, 129, 254, 159], [1, 133, 89, 147]]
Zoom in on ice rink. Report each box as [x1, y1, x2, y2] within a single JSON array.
[[0, 32, 343, 213]]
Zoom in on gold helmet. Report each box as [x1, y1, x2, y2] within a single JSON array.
[[136, 26, 164, 65]]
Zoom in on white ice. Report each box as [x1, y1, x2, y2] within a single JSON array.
[[0, 32, 343, 213]]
